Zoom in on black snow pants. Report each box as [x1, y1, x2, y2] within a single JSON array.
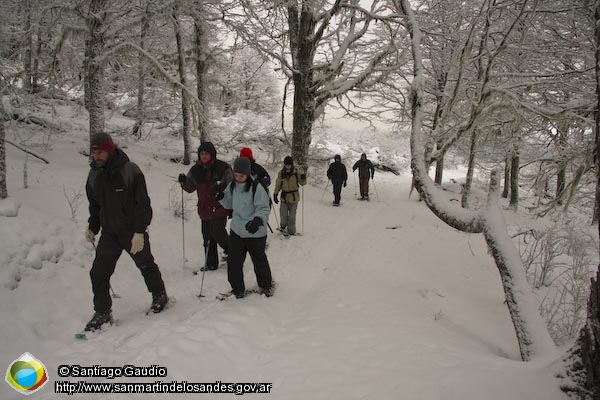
[[201, 216, 229, 268], [90, 231, 166, 312], [227, 231, 272, 295]]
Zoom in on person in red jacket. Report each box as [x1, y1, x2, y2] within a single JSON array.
[[179, 142, 233, 271]]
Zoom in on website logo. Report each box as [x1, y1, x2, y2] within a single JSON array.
[[5, 352, 49, 395]]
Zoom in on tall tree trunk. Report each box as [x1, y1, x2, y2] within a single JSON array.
[[556, 120, 569, 205], [287, 2, 317, 168], [291, 70, 315, 167], [194, 0, 209, 142], [509, 137, 520, 211], [22, 0, 33, 92], [561, 3, 600, 397], [502, 152, 510, 198], [434, 148, 445, 185], [173, 3, 191, 165], [132, 4, 151, 138], [0, 101, 7, 200], [84, 0, 108, 137], [461, 130, 478, 208]]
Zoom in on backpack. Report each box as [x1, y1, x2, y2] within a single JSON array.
[[229, 178, 272, 209]]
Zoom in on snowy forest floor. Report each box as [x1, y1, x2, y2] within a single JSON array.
[[0, 104, 569, 399]]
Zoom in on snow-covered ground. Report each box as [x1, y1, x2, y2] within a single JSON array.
[[0, 106, 568, 399]]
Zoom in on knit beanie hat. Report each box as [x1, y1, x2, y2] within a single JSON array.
[[90, 132, 115, 154], [284, 156, 294, 165], [233, 157, 251, 175], [334, 154, 341, 161], [239, 147, 254, 160]]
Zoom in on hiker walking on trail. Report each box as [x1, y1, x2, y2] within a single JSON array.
[[219, 157, 273, 298], [84, 132, 168, 332], [178, 142, 233, 271], [327, 154, 348, 206], [239, 147, 271, 189], [352, 153, 375, 200], [273, 156, 306, 235]]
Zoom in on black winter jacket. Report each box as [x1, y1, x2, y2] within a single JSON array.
[[86, 148, 152, 235], [327, 161, 348, 184]]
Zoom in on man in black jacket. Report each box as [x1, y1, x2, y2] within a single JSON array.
[[85, 133, 168, 332], [352, 153, 375, 200], [326, 154, 348, 206]]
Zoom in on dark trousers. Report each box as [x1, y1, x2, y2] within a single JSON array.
[[227, 231, 272, 295], [90, 231, 166, 312], [201, 216, 229, 268], [332, 180, 344, 204], [359, 178, 370, 198]]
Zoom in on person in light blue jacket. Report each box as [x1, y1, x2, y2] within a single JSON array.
[[219, 157, 273, 298]]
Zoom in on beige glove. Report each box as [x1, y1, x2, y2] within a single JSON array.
[[130, 233, 145, 255], [85, 228, 96, 243]]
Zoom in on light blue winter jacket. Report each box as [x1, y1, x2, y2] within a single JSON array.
[[219, 179, 270, 238]]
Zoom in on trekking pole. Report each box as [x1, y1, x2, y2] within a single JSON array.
[[181, 186, 186, 266], [373, 178, 380, 201], [272, 198, 280, 228], [320, 180, 329, 201], [197, 241, 209, 298], [92, 241, 120, 298], [267, 222, 274, 233], [301, 185, 304, 234]]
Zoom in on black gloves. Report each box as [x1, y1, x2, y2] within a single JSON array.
[[343, 181, 347, 187], [245, 217, 263, 234], [178, 173, 186, 183], [273, 194, 279, 204], [300, 173, 306, 180], [215, 192, 225, 201]]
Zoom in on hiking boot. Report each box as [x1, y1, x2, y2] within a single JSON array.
[[151, 292, 169, 313], [85, 311, 113, 332], [200, 265, 218, 271], [260, 286, 275, 297], [232, 291, 245, 299]]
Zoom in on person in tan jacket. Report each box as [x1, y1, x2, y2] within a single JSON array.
[[273, 156, 306, 236]]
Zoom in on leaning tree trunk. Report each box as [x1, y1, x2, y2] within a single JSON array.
[[173, 4, 191, 165], [398, 0, 555, 361], [84, 0, 108, 137]]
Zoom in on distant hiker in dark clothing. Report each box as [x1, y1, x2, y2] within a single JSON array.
[[179, 142, 233, 271], [327, 154, 348, 206], [352, 153, 375, 200], [273, 156, 306, 235], [219, 157, 273, 298], [85, 132, 168, 331], [239, 147, 271, 189]]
